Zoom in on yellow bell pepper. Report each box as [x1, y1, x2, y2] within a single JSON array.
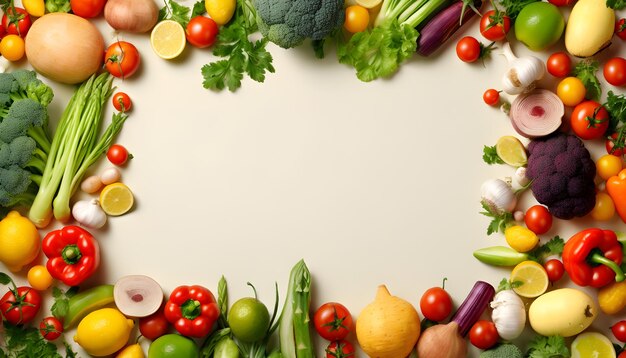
[[22, 0, 45, 17], [598, 280, 626, 315]]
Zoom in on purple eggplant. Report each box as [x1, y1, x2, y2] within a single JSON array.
[[417, 0, 483, 57]]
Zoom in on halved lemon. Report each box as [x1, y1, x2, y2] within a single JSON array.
[[571, 332, 616, 358], [150, 20, 186, 60], [99, 183, 134, 216], [510, 260, 549, 298], [496, 135, 527, 167]]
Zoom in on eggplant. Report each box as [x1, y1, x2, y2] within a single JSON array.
[[417, 0, 483, 57]]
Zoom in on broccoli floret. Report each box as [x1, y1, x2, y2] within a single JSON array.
[[255, 0, 344, 48], [0, 72, 19, 94], [480, 344, 523, 358], [526, 133, 596, 219]]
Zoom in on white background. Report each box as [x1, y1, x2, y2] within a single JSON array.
[[3, 3, 626, 357]]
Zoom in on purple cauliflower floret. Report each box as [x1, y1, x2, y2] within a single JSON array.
[[526, 133, 596, 219]]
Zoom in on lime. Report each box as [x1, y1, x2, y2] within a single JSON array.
[[228, 297, 270, 343], [150, 20, 186, 60], [496, 136, 527, 167], [148, 334, 198, 358], [99, 182, 134, 216], [510, 260, 549, 298], [571, 332, 616, 358], [74, 308, 134, 357], [515, 2, 564, 51]]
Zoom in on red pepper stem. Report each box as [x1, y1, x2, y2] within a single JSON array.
[[61, 245, 82, 265], [181, 299, 201, 320], [590, 252, 626, 282]]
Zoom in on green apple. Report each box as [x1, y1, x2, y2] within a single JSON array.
[[515, 2, 565, 51]]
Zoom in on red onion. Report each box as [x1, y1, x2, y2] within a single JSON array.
[[510, 89, 564, 139]]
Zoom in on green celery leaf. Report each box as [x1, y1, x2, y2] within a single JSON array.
[[573, 60, 602, 101]]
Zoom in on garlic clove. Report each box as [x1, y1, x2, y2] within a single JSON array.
[[72, 199, 108, 229]]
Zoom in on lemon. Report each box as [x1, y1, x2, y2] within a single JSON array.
[[99, 182, 134, 216], [74, 308, 134, 357], [150, 20, 186, 60], [0, 211, 40, 272], [496, 136, 527, 167], [205, 0, 236, 25], [510, 260, 549, 298], [117, 343, 145, 358], [571, 332, 616, 358], [505, 225, 539, 253], [356, 0, 382, 8]]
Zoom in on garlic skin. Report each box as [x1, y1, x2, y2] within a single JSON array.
[[501, 42, 546, 95], [72, 199, 107, 229], [481, 178, 517, 214], [491, 290, 526, 340]]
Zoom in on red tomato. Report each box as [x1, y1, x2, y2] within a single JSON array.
[[0, 286, 41, 325], [571, 100, 609, 140], [544, 259, 565, 282], [479, 10, 510, 42], [107, 144, 131, 166], [606, 133, 625, 157], [469, 320, 499, 350], [325, 340, 355, 358], [546, 52, 572, 78], [313, 302, 353, 341], [70, 0, 106, 18], [186, 16, 219, 48], [616, 19, 626, 41], [613, 320, 626, 343], [548, 0, 576, 5], [419, 284, 452, 322], [112, 92, 132, 112], [39, 316, 63, 341], [524, 205, 552, 235], [604, 57, 626, 86], [483, 89, 500, 106], [104, 41, 141, 79], [620, 351, 626, 358], [139, 310, 169, 341], [1, 7, 31, 37], [456, 36, 481, 63]]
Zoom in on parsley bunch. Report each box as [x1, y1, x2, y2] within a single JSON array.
[[0, 323, 77, 358]]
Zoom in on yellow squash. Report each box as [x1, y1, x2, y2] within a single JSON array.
[[529, 288, 596, 337], [565, 0, 614, 57]]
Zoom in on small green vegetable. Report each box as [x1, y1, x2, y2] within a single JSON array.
[[279, 260, 314, 358], [479, 343, 523, 358], [526, 335, 570, 358], [473, 246, 528, 266], [572, 59, 602, 101], [482, 145, 505, 165]]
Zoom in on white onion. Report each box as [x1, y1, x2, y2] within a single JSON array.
[[114, 275, 164, 317], [510, 89, 564, 139], [104, 0, 159, 33]]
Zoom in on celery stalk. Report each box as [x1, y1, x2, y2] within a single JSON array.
[[278, 260, 313, 358]]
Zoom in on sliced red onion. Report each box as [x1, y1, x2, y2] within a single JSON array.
[[509, 89, 564, 139], [114, 275, 164, 317]]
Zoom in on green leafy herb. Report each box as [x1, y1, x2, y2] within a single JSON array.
[[527, 236, 565, 263], [480, 201, 513, 235], [158, 0, 191, 27], [573, 59, 602, 101], [201, 0, 274, 92], [0, 323, 62, 358], [526, 335, 570, 358], [45, 0, 71, 13], [604, 91, 626, 154], [606, 0, 626, 9], [50, 286, 78, 320], [497, 0, 539, 20], [191, 0, 205, 17], [483, 145, 505, 165], [497, 278, 523, 292], [63, 342, 77, 358]]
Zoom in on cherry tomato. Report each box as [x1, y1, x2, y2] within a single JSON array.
[[556, 77, 585, 107], [596, 154, 623, 180], [616, 18, 626, 41], [612, 320, 626, 343], [313, 302, 353, 341], [186, 16, 219, 48], [544, 259, 565, 282], [547, 52, 572, 78], [27, 265, 54, 291], [419, 282, 452, 322], [606, 132, 625, 157], [524, 205, 552, 235], [620, 351, 626, 358], [0, 34, 25, 62], [112, 92, 132, 112], [39, 316, 63, 341], [604, 57, 626, 87], [456, 36, 481, 63], [104, 41, 141, 79], [325, 340, 355, 358], [479, 10, 510, 42], [483, 89, 500, 106], [1, 7, 31, 37], [548, 0, 576, 6], [590, 192, 616, 221], [571, 100, 609, 140], [70, 0, 106, 18], [0, 286, 41, 325], [139, 310, 169, 341], [469, 320, 499, 350], [344, 5, 369, 34], [107, 144, 131, 166]]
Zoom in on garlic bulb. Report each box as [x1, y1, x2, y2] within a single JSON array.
[[501, 42, 545, 95], [481, 178, 517, 214], [72, 199, 107, 229], [514, 167, 530, 187], [491, 289, 526, 340]]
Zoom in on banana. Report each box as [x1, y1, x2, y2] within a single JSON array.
[[64, 284, 115, 330]]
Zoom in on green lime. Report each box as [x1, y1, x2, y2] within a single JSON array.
[[228, 297, 270, 343], [148, 334, 199, 358], [515, 2, 564, 51]]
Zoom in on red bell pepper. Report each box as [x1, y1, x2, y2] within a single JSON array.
[[607, 169, 626, 223], [42, 225, 100, 287], [562, 228, 625, 288], [164, 285, 219, 338]]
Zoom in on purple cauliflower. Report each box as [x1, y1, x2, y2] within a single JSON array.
[[526, 133, 596, 220]]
